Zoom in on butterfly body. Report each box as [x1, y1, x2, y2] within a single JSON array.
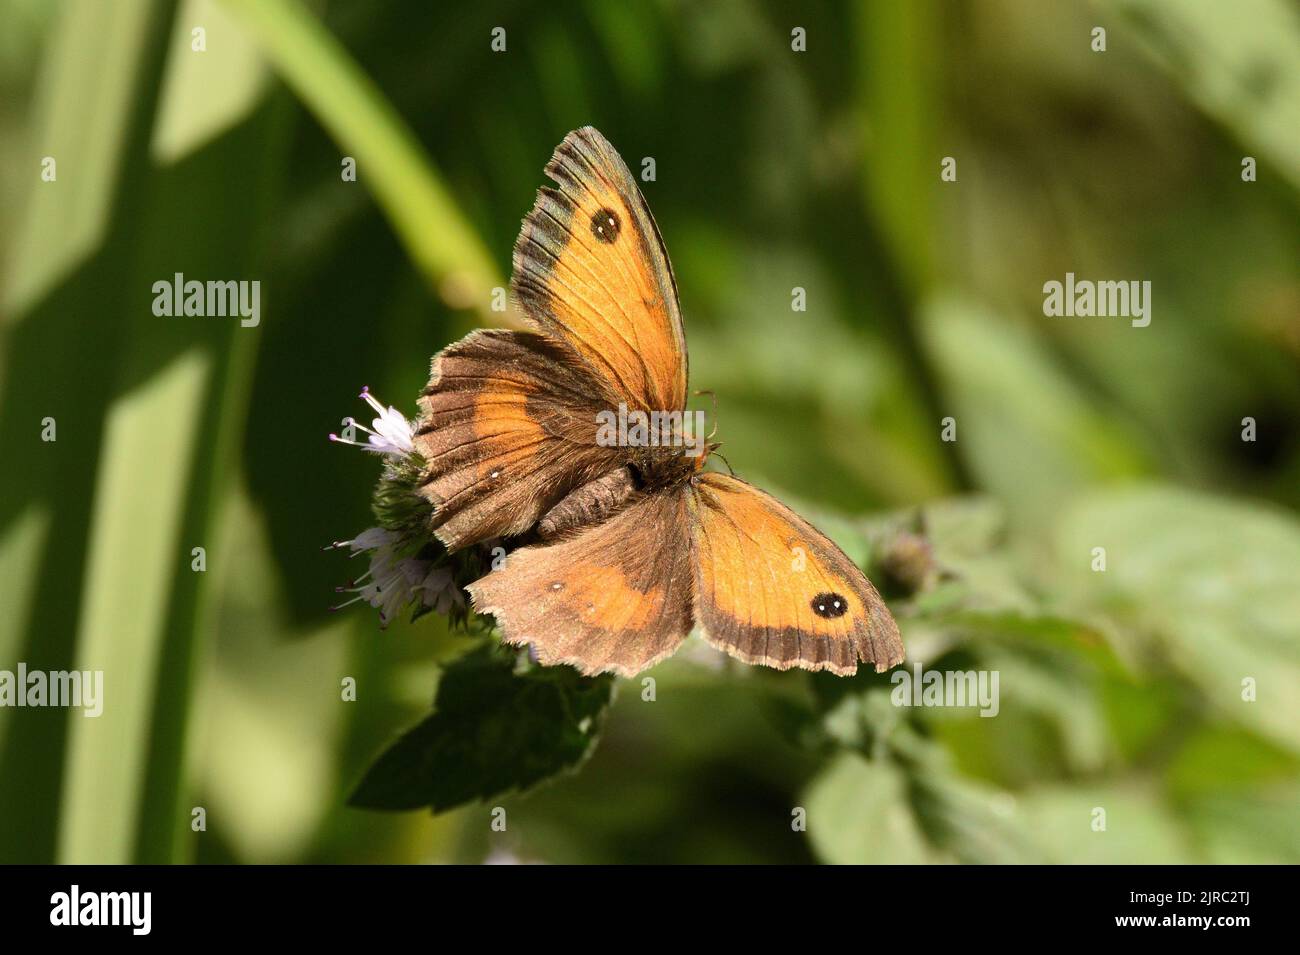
[[415, 127, 904, 678]]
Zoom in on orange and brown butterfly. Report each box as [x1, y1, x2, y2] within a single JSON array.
[[413, 126, 904, 678]]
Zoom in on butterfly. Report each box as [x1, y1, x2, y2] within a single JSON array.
[[413, 127, 904, 678]]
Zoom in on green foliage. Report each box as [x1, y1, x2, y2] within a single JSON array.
[[787, 486, 1300, 863], [1108, 0, 1300, 193], [1054, 485, 1300, 754], [0, 0, 1296, 864], [349, 644, 614, 812], [221, 0, 503, 318]]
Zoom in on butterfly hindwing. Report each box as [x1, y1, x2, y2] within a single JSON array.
[[512, 126, 688, 415], [467, 488, 694, 677], [689, 473, 904, 675]]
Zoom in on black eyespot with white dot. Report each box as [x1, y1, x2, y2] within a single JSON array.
[[811, 592, 847, 618], [590, 207, 620, 243]]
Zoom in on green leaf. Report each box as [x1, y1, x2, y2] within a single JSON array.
[[1107, 0, 1300, 194], [920, 295, 1151, 517], [1054, 485, 1300, 754], [922, 634, 1116, 785], [924, 609, 1123, 676], [1016, 782, 1199, 864], [349, 646, 614, 813], [803, 752, 941, 864], [804, 706, 1045, 863], [1182, 781, 1300, 864], [1166, 724, 1299, 798], [905, 761, 1042, 864]]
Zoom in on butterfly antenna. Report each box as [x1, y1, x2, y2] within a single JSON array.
[[693, 389, 719, 440], [713, 449, 736, 476]]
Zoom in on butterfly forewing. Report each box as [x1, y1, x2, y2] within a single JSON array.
[[414, 329, 624, 550], [511, 126, 688, 414]]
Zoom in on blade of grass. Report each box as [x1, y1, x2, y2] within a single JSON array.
[[855, 0, 941, 294], [1, 0, 161, 322], [219, 0, 505, 325], [127, 0, 299, 862], [853, 0, 972, 490], [151, 0, 270, 162], [0, 0, 178, 864], [0, 506, 51, 757], [58, 350, 211, 863]]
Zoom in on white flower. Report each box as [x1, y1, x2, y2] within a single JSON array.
[[328, 527, 417, 627], [346, 527, 392, 552], [329, 386, 415, 457], [327, 527, 465, 627], [414, 565, 466, 615]]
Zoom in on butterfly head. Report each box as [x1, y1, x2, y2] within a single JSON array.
[[694, 441, 722, 470]]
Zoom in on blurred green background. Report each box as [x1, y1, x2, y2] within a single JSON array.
[[1, 0, 1297, 864]]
